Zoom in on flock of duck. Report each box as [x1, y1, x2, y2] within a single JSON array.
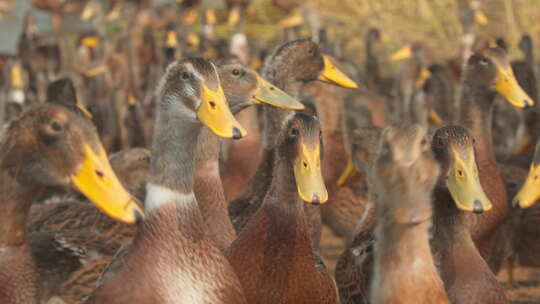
[[3, 1, 540, 304]]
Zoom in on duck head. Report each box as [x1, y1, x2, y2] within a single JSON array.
[[1, 105, 143, 223], [267, 39, 358, 89], [432, 126, 492, 213], [218, 62, 304, 113], [513, 141, 540, 208], [157, 58, 247, 139], [465, 47, 534, 108], [372, 124, 440, 225], [278, 113, 328, 204]]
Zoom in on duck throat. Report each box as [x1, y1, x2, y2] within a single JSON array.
[[148, 111, 201, 194], [145, 107, 201, 214], [263, 157, 307, 230], [0, 172, 41, 247]]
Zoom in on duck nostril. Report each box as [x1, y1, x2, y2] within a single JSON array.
[[209, 101, 216, 109], [473, 199, 484, 214], [232, 127, 242, 140], [95, 170, 104, 178], [303, 161, 308, 169], [269, 86, 275, 91]]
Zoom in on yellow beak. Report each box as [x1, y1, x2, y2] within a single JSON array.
[[474, 10, 488, 25], [71, 145, 143, 224], [198, 84, 247, 139], [252, 76, 305, 110], [166, 31, 178, 48], [206, 9, 217, 25], [278, 10, 304, 28], [318, 56, 358, 89], [513, 143, 540, 208], [336, 156, 363, 187], [391, 45, 413, 61], [428, 109, 444, 126], [416, 68, 431, 88], [227, 7, 241, 26], [76, 100, 93, 119], [447, 147, 492, 213], [10, 64, 23, 90], [85, 64, 109, 78], [294, 143, 328, 204], [495, 65, 535, 108]]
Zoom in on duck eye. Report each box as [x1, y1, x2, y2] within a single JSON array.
[[479, 57, 489, 65], [181, 72, 190, 80], [232, 69, 241, 76], [51, 121, 63, 132], [289, 127, 299, 138], [308, 48, 315, 55]]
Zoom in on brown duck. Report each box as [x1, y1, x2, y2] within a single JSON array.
[[370, 124, 449, 304], [0, 104, 140, 304], [225, 113, 337, 303]]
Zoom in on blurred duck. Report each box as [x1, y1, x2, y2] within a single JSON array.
[[370, 124, 449, 304], [225, 113, 337, 303], [390, 41, 433, 122], [0, 104, 141, 304]]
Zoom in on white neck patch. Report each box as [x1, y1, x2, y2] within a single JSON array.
[[145, 183, 195, 214]]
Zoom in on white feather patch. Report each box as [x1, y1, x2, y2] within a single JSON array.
[[145, 183, 195, 214]]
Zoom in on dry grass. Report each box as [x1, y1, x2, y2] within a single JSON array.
[[232, 0, 540, 64]]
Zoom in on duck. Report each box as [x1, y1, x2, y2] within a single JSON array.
[[228, 39, 358, 238], [430, 126, 506, 303], [423, 64, 456, 123], [86, 58, 248, 303], [0, 104, 141, 304], [492, 36, 538, 156], [458, 47, 533, 264], [362, 27, 392, 98], [370, 124, 449, 304], [225, 113, 337, 303], [390, 41, 433, 121]]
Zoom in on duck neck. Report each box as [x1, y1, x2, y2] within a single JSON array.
[[261, 67, 301, 150], [523, 44, 534, 64], [373, 204, 440, 302], [375, 210, 433, 262], [144, 102, 202, 222], [194, 128, 236, 249], [263, 155, 306, 226], [365, 37, 380, 89], [431, 188, 469, 249], [0, 171, 41, 247], [147, 110, 200, 194], [459, 84, 497, 164]]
